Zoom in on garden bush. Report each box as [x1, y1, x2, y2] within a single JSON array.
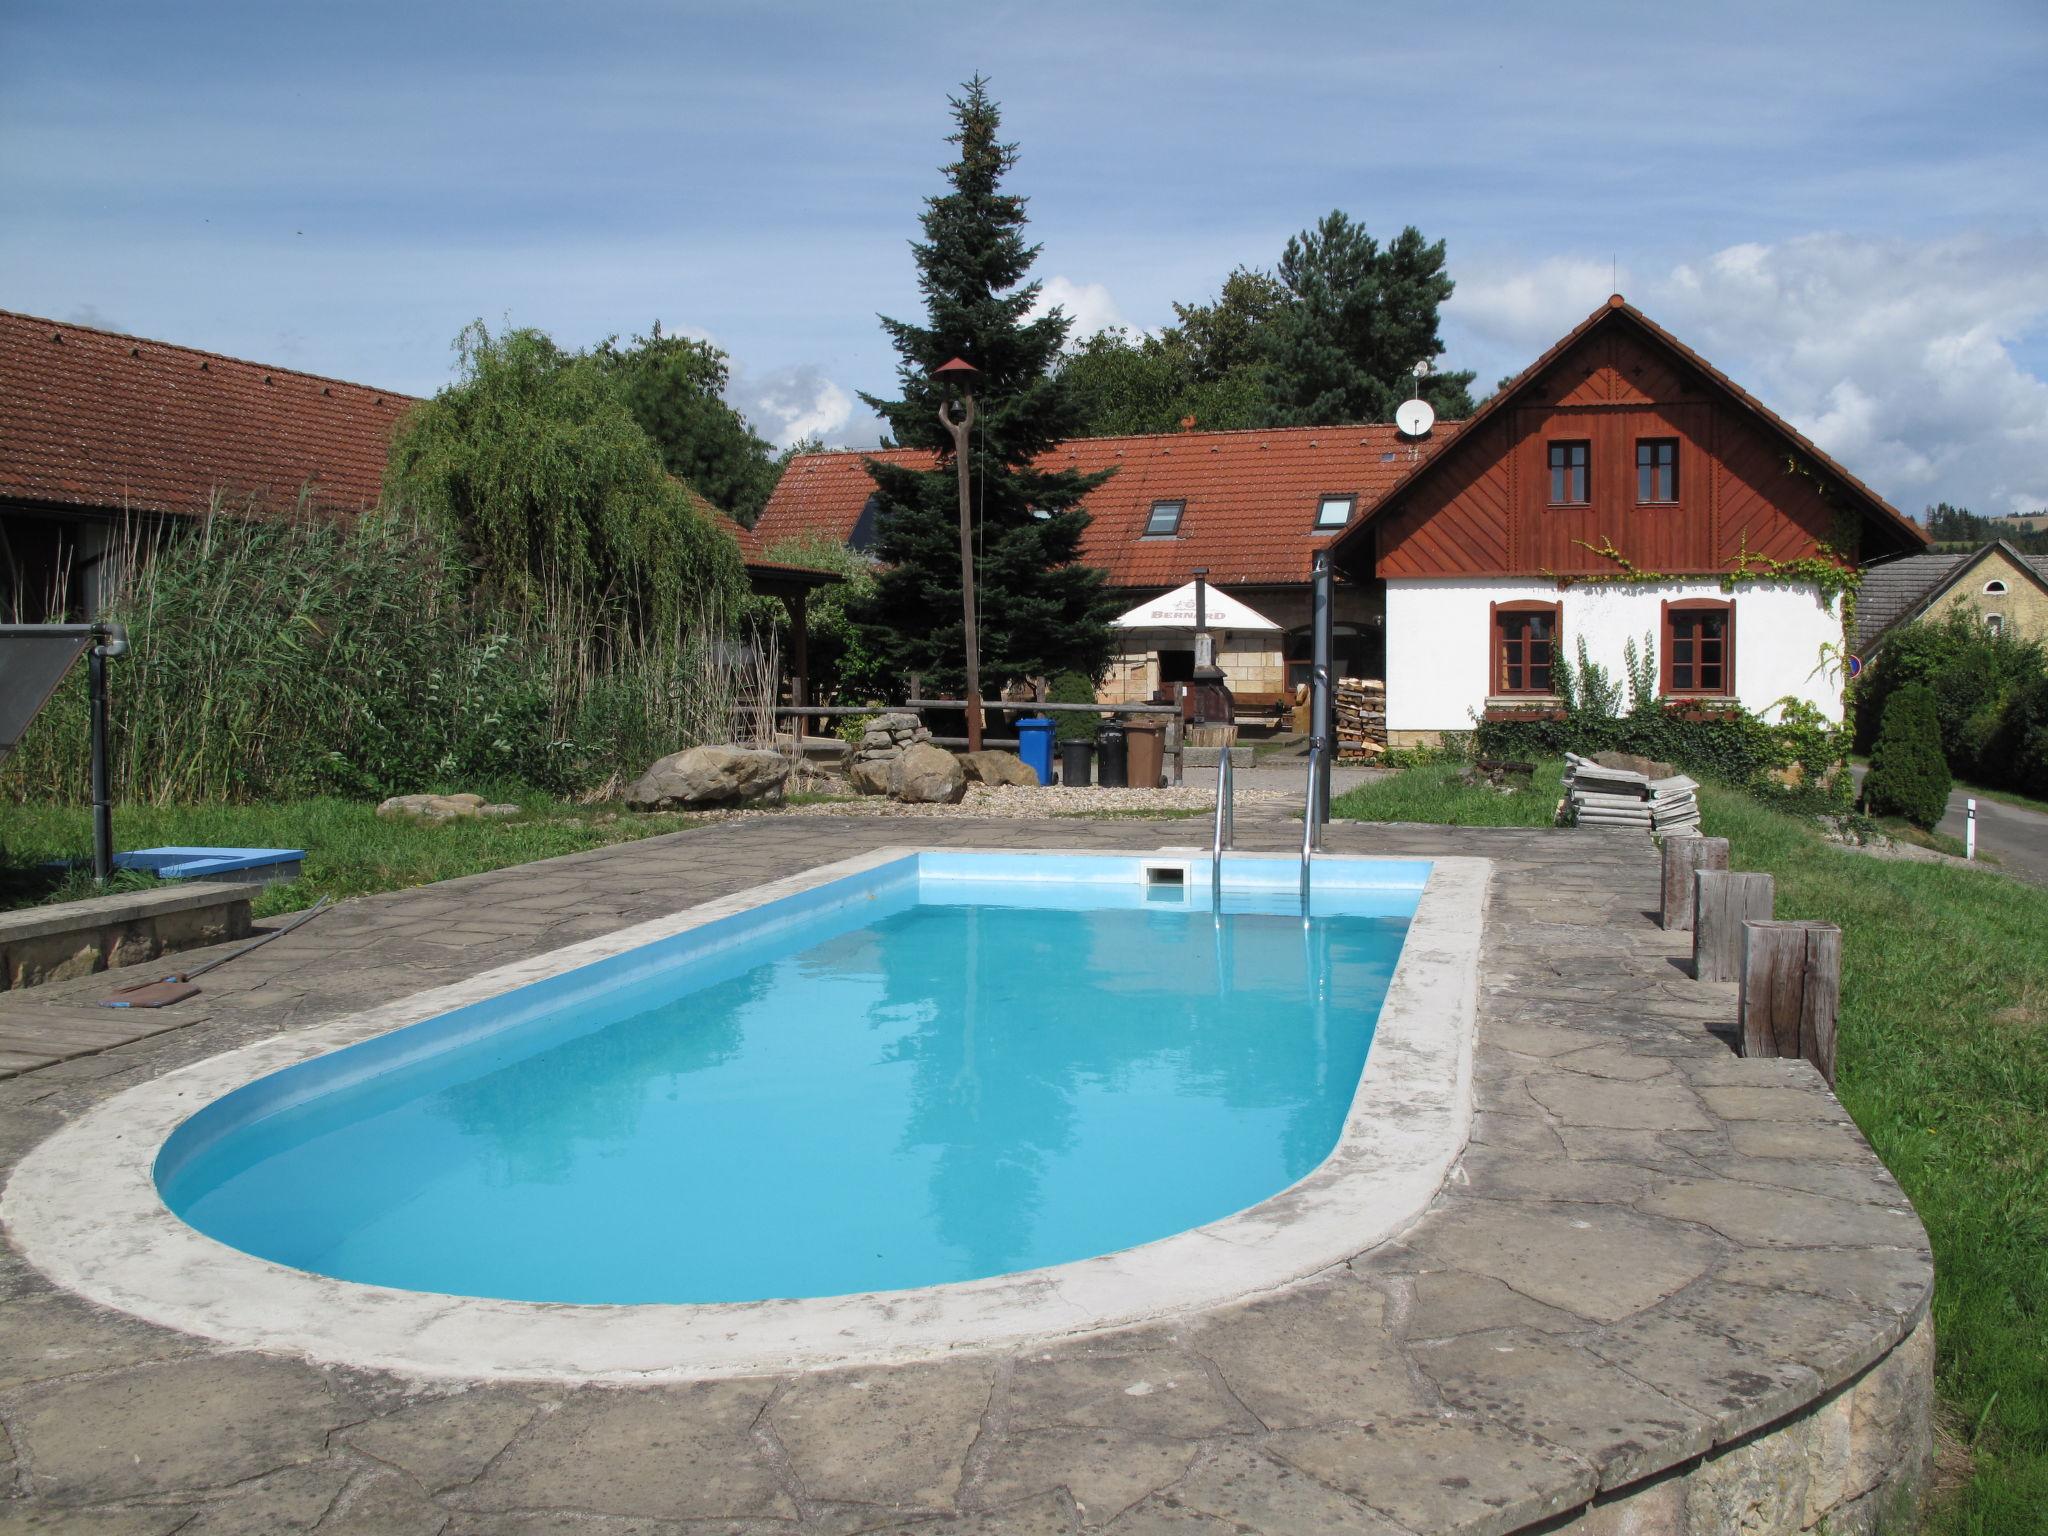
[[1, 511, 760, 806], [1048, 671, 1102, 742], [1862, 683, 1952, 829], [1856, 608, 2046, 790]]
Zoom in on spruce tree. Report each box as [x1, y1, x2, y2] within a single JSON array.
[[850, 78, 1116, 694], [1263, 211, 1476, 425], [1863, 682, 1952, 830]]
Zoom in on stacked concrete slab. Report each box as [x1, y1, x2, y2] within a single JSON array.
[[1564, 753, 1701, 832]]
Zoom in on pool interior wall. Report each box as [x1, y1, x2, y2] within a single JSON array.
[[154, 851, 1429, 1307]]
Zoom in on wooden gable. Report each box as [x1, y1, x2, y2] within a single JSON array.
[[1361, 303, 1920, 581]]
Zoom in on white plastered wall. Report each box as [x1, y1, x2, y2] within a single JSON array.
[[1384, 578, 1847, 733]]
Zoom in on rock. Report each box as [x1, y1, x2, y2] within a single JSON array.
[[377, 792, 486, 821], [624, 745, 790, 810], [849, 759, 894, 797], [890, 742, 967, 804], [959, 749, 1041, 787], [480, 803, 522, 818]]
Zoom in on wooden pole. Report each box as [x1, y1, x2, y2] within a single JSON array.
[[939, 394, 983, 752], [1692, 870, 1774, 982], [1660, 836, 1729, 930], [782, 588, 810, 739], [1739, 919, 1843, 1086]]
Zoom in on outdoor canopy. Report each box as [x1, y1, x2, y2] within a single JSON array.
[[1110, 581, 1282, 633]]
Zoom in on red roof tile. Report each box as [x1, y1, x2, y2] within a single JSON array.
[[754, 421, 1464, 590], [0, 308, 414, 519]]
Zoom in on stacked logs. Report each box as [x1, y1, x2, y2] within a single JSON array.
[[1334, 678, 1387, 760]]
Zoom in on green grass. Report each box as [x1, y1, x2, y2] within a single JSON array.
[[1698, 785, 2047, 1533], [0, 796, 709, 920], [1328, 759, 1564, 827], [1954, 779, 2048, 819], [1872, 815, 1975, 861]]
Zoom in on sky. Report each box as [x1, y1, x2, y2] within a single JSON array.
[[3, 0, 2046, 516]]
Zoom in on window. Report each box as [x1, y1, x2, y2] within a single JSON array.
[[1315, 495, 1355, 530], [1493, 603, 1559, 696], [1984, 579, 2009, 595], [1548, 441, 1590, 504], [1637, 438, 1679, 502], [1143, 500, 1183, 537], [1986, 614, 2005, 637], [1663, 600, 1735, 696]]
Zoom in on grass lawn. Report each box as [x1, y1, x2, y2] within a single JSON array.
[[1700, 785, 2046, 1533], [0, 795, 709, 919], [1340, 758, 2046, 1530], [1327, 758, 1564, 827]]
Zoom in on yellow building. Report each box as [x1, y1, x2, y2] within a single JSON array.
[[1855, 541, 2048, 654]]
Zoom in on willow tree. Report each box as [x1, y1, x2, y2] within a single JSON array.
[[388, 322, 747, 639], [850, 78, 1116, 693]]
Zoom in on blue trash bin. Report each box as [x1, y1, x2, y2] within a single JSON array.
[[1015, 717, 1055, 785]]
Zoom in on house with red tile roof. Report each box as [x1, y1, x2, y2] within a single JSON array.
[[0, 309, 833, 630], [759, 298, 1927, 736], [759, 423, 1462, 708]]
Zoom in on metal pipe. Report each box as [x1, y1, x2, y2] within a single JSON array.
[[1211, 747, 1234, 907], [1309, 550, 1334, 837], [87, 624, 127, 884]]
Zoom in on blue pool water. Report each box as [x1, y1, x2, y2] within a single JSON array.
[[157, 854, 1424, 1304]]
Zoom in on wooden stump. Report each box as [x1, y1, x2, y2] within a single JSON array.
[[1660, 836, 1729, 931], [1692, 870, 1774, 982], [1739, 919, 1843, 1086]]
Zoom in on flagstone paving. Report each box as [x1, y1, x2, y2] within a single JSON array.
[[0, 811, 1932, 1533]]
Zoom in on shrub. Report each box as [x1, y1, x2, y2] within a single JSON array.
[[1855, 608, 2046, 784], [1048, 671, 1102, 742], [1863, 683, 1952, 829]]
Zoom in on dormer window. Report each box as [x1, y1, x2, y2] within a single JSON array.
[[1143, 500, 1184, 537], [1315, 495, 1355, 530]]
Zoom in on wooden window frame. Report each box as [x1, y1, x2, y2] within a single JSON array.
[[1142, 499, 1184, 538], [1662, 597, 1736, 699], [1314, 494, 1356, 530], [1547, 440, 1591, 505], [1636, 437, 1680, 504], [1490, 599, 1562, 697]]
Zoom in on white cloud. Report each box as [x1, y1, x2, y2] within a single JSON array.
[[1029, 275, 1126, 340], [730, 362, 859, 449], [1447, 234, 2048, 515]]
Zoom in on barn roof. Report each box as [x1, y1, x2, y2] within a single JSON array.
[[0, 308, 414, 518]]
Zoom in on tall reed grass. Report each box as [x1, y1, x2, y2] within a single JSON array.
[[3, 504, 768, 805]]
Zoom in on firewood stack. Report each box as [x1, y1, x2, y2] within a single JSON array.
[[1334, 678, 1387, 760], [1562, 753, 1701, 833]]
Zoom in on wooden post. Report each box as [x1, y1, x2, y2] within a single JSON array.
[[1739, 919, 1843, 1086], [1166, 714, 1184, 786], [781, 588, 810, 739], [1692, 870, 1773, 982], [1661, 836, 1729, 931]]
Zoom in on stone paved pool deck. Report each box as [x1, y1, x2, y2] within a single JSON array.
[[0, 813, 1933, 1535]]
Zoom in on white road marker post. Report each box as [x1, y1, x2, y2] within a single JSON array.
[[1966, 798, 1977, 861]]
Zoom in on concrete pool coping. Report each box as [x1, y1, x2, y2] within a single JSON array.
[[2, 846, 1490, 1383]]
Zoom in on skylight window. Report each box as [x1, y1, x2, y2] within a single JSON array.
[[1143, 500, 1184, 537], [1316, 495, 1355, 529]]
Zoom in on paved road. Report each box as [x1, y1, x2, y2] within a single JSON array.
[[1851, 764, 2048, 886], [1939, 786, 2048, 887]]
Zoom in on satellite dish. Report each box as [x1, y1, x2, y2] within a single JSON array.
[[1395, 398, 1436, 438]]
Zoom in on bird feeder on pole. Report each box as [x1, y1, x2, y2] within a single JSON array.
[[933, 354, 985, 751]]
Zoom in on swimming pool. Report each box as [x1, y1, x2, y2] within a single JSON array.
[[6, 847, 1488, 1379], [157, 852, 1422, 1304]]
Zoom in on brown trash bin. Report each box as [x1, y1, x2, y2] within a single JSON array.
[[1123, 719, 1166, 789]]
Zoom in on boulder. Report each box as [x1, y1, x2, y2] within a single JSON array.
[[958, 749, 1040, 788], [849, 759, 894, 797], [890, 742, 967, 804], [377, 792, 487, 821], [624, 745, 790, 810]]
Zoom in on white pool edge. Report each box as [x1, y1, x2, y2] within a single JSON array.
[[2, 847, 1489, 1383]]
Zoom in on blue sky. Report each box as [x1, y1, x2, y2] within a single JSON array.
[[4, 0, 2046, 512]]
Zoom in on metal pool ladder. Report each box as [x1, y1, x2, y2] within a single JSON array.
[[1211, 748, 1235, 904], [1300, 739, 1325, 913]]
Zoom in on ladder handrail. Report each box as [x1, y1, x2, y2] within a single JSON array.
[[1300, 741, 1322, 912], [1211, 749, 1235, 904]]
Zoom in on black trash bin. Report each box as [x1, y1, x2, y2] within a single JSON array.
[[1058, 738, 1094, 787], [1096, 722, 1128, 788]]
